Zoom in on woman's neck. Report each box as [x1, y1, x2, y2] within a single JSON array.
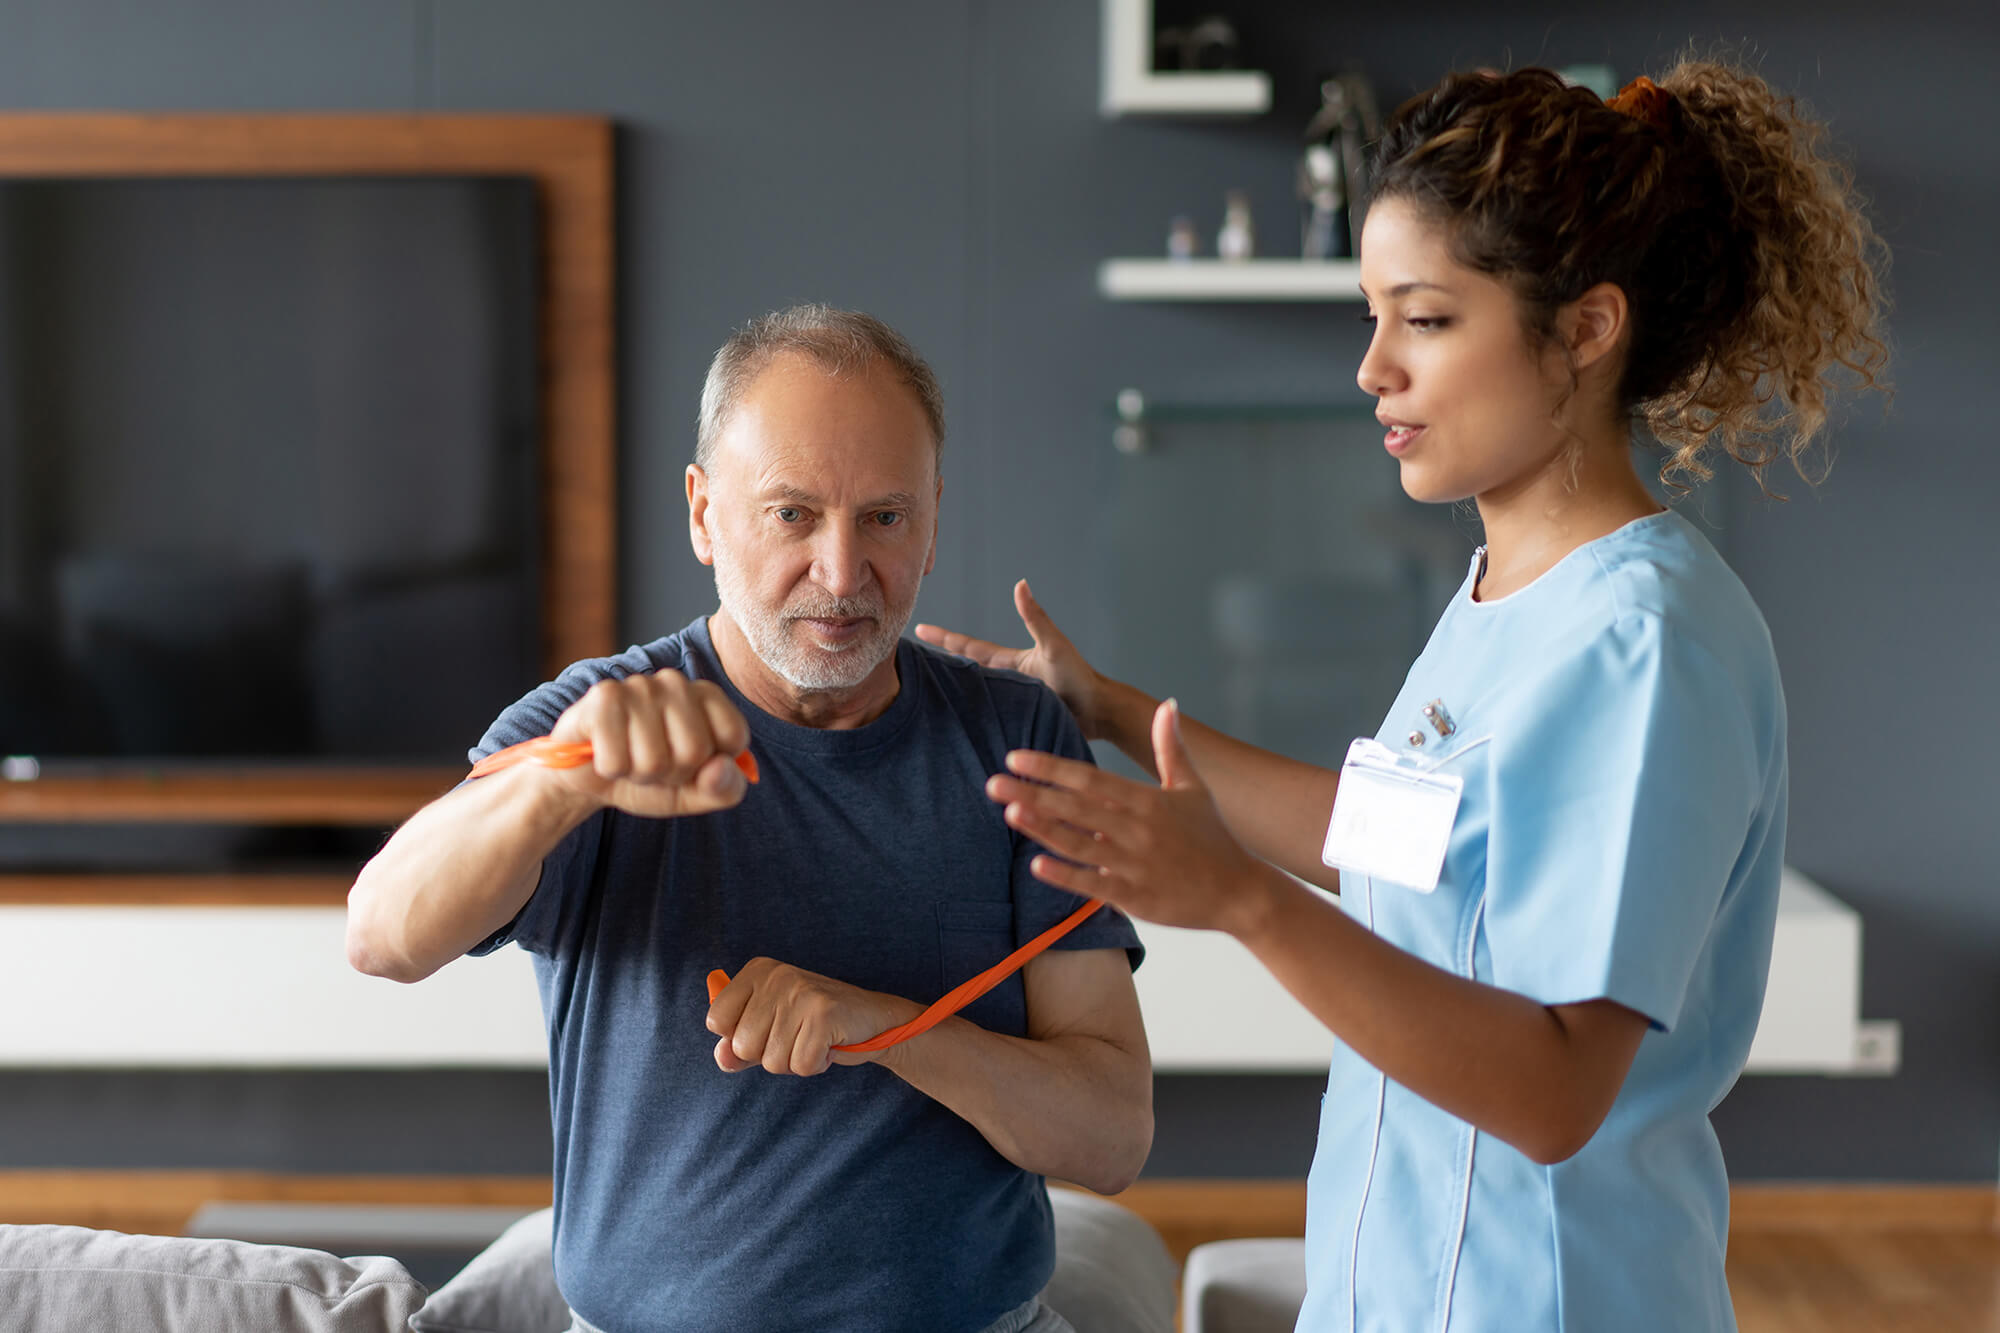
[[1471, 433, 1663, 602]]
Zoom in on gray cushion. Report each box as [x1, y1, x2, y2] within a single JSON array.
[[0, 1223, 429, 1333], [1041, 1188, 1176, 1333], [1179, 1237, 1307, 1333], [407, 1208, 567, 1333], [409, 1191, 1176, 1333]]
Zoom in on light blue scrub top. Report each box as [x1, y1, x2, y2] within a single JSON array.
[[1298, 510, 1787, 1333]]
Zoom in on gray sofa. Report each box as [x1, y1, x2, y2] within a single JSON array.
[[0, 1188, 1179, 1333]]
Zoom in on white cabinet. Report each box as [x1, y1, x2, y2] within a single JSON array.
[[0, 871, 1881, 1074], [1132, 865, 1882, 1074]]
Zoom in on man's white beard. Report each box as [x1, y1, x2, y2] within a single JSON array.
[[711, 540, 913, 692]]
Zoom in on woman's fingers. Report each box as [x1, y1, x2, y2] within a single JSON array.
[[998, 748, 1144, 809], [913, 622, 1021, 671], [1013, 579, 1063, 649], [1026, 852, 1108, 897], [1003, 798, 1115, 866], [988, 772, 1134, 843]]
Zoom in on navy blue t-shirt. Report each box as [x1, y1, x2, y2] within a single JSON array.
[[469, 617, 1143, 1333]]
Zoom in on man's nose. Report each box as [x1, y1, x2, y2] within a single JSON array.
[[809, 526, 871, 599]]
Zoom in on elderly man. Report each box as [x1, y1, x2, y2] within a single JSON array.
[[345, 306, 1152, 1333]]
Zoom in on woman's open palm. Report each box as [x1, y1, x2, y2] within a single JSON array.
[[916, 580, 1106, 738]]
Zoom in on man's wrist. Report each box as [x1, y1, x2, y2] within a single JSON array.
[[856, 993, 931, 1073], [509, 762, 608, 833]]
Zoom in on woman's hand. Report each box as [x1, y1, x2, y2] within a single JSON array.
[[986, 698, 1286, 937], [916, 580, 1112, 740]]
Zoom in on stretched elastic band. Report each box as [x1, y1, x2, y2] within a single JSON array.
[[706, 896, 1106, 1053], [468, 735, 759, 785]]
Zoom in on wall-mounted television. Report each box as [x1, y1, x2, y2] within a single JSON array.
[[0, 175, 542, 767]]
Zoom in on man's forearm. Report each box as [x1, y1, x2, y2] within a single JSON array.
[[872, 1007, 1152, 1195], [346, 765, 599, 983]]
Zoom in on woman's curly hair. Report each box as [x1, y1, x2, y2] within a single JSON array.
[[1369, 60, 1889, 491]]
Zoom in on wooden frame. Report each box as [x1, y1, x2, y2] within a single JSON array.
[[0, 114, 615, 826]]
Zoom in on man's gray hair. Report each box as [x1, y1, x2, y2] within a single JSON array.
[[695, 304, 946, 469]]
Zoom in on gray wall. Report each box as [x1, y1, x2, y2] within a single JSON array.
[[0, 1, 1992, 1183]]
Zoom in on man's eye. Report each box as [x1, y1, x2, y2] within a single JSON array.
[[872, 512, 904, 528], [775, 507, 801, 523]]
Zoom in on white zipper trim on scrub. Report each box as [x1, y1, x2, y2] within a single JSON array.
[[1436, 896, 1486, 1332], [1349, 875, 1384, 1333], [1348, 735, 1488, 1333]]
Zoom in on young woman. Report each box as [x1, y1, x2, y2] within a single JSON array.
[[919, 61, 1886, 1332]]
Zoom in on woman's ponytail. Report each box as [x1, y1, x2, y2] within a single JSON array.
[[1648, 59, 1889, 487]]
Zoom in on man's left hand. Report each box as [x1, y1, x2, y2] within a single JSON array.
[[706, 959, 920, 1076]]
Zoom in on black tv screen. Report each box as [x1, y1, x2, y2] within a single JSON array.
[[0, 176, 541, 766]]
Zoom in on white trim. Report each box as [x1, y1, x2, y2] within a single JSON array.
[[1348, 876, 1383, 1333], [1436, 898, 1486, 1330]]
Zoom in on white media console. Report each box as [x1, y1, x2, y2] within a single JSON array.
[[0, 867, 1883, 1075]]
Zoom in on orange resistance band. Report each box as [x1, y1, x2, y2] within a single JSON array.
[[706, 895, 1105, 1053], [471, 734, 1101, 1054], [468, 736, 760, 785]]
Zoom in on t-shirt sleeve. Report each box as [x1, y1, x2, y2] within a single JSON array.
[[1482, 615, 1763, 1031], [464, 668, 609, 960], [1009, 685, 1146, 971]]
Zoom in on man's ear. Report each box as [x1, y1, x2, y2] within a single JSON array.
[[687, 464, 715, 567], [1564, 282, 1629, 374]]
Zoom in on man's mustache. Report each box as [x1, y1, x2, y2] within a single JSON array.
[[782, 594, 883, 620]]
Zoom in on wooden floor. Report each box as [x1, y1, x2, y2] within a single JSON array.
[[1, 1173, 1994, 1329], [1729, 1229, 2000, 1332]]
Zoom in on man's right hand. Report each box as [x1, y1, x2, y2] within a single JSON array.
[[915, 580, 1112, 740], [545, 673, 753, 819]]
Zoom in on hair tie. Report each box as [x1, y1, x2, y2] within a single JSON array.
[[1606, 75, 1675, 133]]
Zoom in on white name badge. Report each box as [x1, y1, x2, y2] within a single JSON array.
[[1320, 738, 1464, 893]]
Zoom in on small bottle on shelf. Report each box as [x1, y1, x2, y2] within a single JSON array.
[[1216, 191, 1255, 262]]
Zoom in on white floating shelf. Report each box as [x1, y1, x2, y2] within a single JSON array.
[[1103, 71, 1271, 118], [1099, 258, 1365, 302], [1100, 0, 1271, 118]]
